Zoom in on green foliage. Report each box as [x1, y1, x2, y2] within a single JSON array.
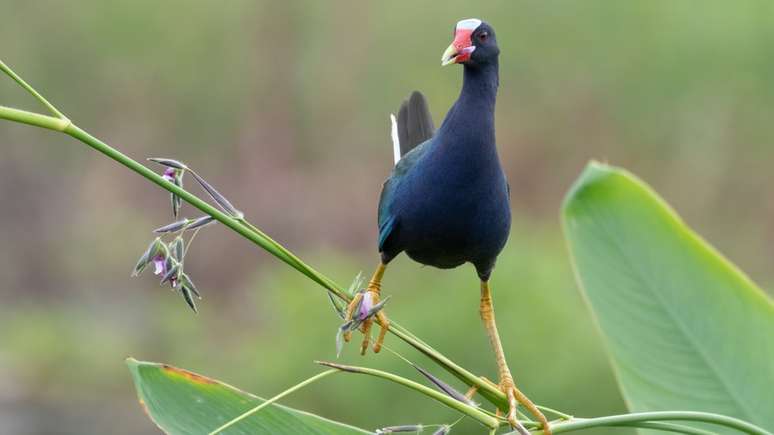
[[127, 359, 369, 435], [562, 162, 774, 433]]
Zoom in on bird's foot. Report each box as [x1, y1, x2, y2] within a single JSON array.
[[499, 376, 551, 435], [342, 286, 390, 355]]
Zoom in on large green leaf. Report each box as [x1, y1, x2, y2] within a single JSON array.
[[127, 358, 369, 435], [562, 162, 774, 433]]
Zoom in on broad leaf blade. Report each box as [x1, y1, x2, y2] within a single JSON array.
[[562, 163, 774, 433], [127, 358, 369, 435]]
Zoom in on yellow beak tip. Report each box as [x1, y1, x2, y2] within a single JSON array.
[[441, 44, 458, 67]]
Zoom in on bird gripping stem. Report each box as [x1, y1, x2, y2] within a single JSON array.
[[368, 263, 387, 293]]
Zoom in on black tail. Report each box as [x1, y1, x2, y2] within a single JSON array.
[[396, 91, 435, 157]]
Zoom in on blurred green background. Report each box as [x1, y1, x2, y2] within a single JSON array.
[[2, 1, 774, 434]]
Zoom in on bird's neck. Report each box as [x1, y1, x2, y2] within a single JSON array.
[[439, 59, 499, 155], [458, 60, 499, 116]]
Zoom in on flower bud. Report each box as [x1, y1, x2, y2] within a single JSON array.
[[170, 237, 185, 261], [180, 284, 198, 313], [376, 425, 423, 433], [186, 215, 216, 231], [190, 171, 243, 218], [160, 262, 180, 286], [148, 157, 188, 170], [131, 238, 162, 277], [152, 254, 168, 276], [153, 218, 190, 234], [411, 363, 475, 407], [180, 273, 200, 299], [162, 167, 177, 183]]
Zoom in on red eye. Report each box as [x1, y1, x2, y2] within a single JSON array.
[[479, 32, 488, 42]]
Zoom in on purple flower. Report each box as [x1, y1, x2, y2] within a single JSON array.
[[152, 254, 167, 275], [357, 291, 375, 321], [162, 167, 177, 183]]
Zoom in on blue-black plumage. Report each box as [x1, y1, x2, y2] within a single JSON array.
[[378, 20, 509, 281]]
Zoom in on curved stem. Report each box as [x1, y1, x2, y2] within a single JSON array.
[[618, 421, 719, 435], [317, 361, 500, 430], [542, 412, 771, 435]]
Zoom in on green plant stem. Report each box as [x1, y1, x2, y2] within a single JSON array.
[[0, 59, 67, 119], [535, 405, 573, 421], [317, 361, 500, 430], [0, 106, 69, 131], [538, 411, 771, 435], [618, 421, 718, 435], [207, 369, 338, 435]]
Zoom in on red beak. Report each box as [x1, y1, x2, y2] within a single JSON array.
[[441, 29, 476, 66]]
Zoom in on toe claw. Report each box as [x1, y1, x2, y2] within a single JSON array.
[[359, 318, 373, 355], [499, 380, 552, 435]]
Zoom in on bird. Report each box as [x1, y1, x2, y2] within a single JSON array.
[[342, 18, 551, 434]]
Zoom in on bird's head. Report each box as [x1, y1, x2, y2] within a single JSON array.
[[441, 19, 499, 67]]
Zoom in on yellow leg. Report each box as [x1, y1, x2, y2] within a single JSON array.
[[480, 281, 551, 435], [343, 263, 390, 355]]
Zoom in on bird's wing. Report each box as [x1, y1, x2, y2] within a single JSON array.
[[391, 91, 435, 164], [378, 139, 431, 251], [378, 91, 435, 251]]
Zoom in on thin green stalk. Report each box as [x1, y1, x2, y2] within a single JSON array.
[[535, 405, 573, 421], [207, 369, 338, 435], [0, 59, 67, 119], [618, 421, 719, 435], [318, 361, 500, 430], [538, 412, 771, 435], [0, 105, 69, 131]]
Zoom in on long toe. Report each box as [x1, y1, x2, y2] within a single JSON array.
[[503, 385, 531, 435], [500, 381, 552, 435], [372, 311, 390, 353]]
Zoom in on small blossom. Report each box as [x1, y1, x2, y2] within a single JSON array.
[[357, 291, 375, 321], [132, 238, 163, 277], [151, 159, 185, 217], [152, 254, 167, 275], [162, 167, 177, 183], [160, 262, 180, 287]]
